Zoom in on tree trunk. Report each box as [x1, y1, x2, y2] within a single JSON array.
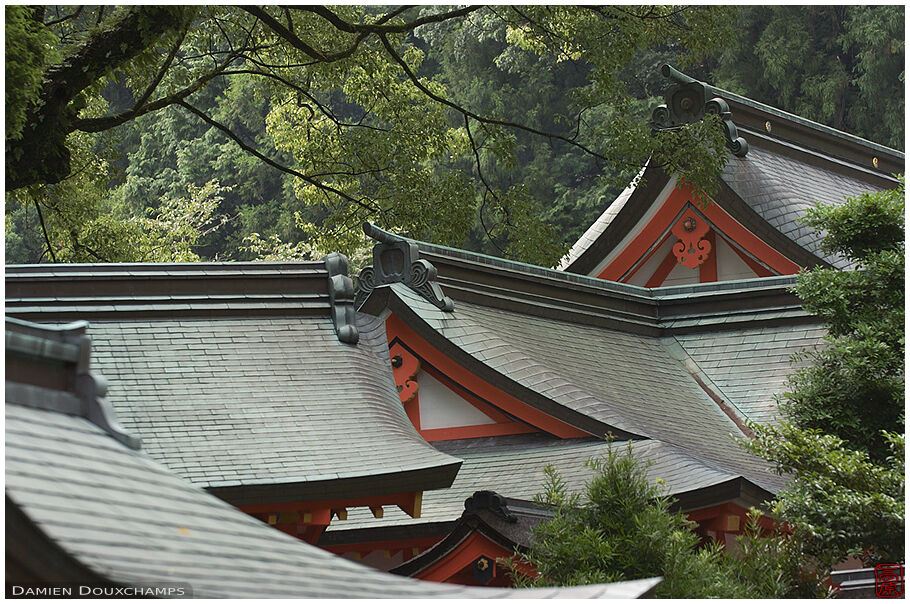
[[6, 6, 186, 191]]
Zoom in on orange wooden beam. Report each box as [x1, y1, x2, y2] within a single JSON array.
[[386, 314, 591, 439], [644, 248, 681, 288], [238, 491, 422, 516], [598, 185, 800, 281], [414, 532, 536, 584], [322, 536, 442, 556]]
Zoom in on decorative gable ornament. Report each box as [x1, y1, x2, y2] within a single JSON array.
[[355, 223, 454, 312], [390, 342, 420, 403], [650, 64, 749, 158], [671, 209, 712, 268], [464, 490, 518, 523]]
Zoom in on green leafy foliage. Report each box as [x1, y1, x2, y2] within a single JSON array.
[[744, 424, 904, 569], [4, 6, 742, 267], [784, 180, 904, 459], [741, 181, 905, 581], [5, 6, 59, 143], [712, 6, 904, 149], [5, 6, 904, 266], [718, 509, 828, 598], [512, 443, 808, 598]]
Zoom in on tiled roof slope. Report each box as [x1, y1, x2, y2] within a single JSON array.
[[4, 262, 461, 503], [386, 284, 784, 494], [673, 324, 828, 425], [325, 434, 769, 534], [559, 82, 903, 277], [84, 314, 460, 501], [6, 403, 659, 598], [721, 146, 888, 269]]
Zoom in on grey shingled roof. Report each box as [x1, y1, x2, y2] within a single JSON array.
[[562, 147, 888, 276], [721, 146, 886, 269], [84, 313, 460, 499], [559, 91, 901, 277], [326, 434, 767, 534], [673, 324, 828, 424], [6, 402, 660, 598], [386, 283, 784, 494]]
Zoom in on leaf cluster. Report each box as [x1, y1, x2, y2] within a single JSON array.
[[744, 424, 904, 568], [5, 6, 60, 143], [514, 443, 809, 597], [741, 180, 905, 586], [712, 6, 904, 149], [784, 179, 904, 459]]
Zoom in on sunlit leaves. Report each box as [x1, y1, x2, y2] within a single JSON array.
[[513, 442, 805, 597], [742, 181, 905, 579], [5, 6, 60, 142]]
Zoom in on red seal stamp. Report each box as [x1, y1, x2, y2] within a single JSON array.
[[875, 563, 904, 598]]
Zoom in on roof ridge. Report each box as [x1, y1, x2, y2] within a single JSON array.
[[6, 261, 328, 271], [654, 64, 902, 176], [711, 85, 904, 159]]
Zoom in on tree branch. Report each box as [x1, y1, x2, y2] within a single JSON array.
[[220, 69, 393, 133], [6, 6, 190, 190], [464, 115, 507, 256], [32, 199, 57, 263], [377, 33, 608, 162], [175, 100, 379, 213], [72, 50, 240, 133], [132, 27, 188, 112], [296, 5, 484, 34], [242, 6, 370, 63], [44, 6, 83, 27]]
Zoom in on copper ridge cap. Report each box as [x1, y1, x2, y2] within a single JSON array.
[[660, 63, 903, 161], [369, 225, 799, 301]]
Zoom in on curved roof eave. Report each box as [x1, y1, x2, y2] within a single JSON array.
[[6, 403, 661, 599], [378, 283, 649, 441]]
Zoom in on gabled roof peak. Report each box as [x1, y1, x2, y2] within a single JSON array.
[[356, 222, 454, 312]]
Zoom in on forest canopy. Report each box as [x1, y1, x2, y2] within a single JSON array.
[[5, 5, 905, 266]]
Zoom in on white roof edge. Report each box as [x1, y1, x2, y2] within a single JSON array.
[[558, 166, 648, 271]]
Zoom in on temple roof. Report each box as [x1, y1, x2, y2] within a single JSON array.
[[560, 71, 903, 277], [5, 327, 660, 598], [323, 434, 774, 538], [674, 322, 828, 425], [721, 145, 894, 269], [374, 282, 784, 491], [7, 218, 826, 556], [87, 314, 461, 503], [5, 263, 462, 505]]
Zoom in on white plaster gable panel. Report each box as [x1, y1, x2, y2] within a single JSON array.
[[715, 237, 760, 282], [660, 257, 699, 287], [417, 370, 496, 430], [626, 237, 675, 287]]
